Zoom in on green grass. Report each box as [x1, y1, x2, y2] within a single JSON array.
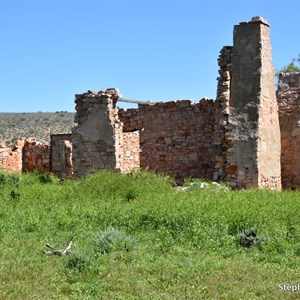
[[1, 170, 300, 299]]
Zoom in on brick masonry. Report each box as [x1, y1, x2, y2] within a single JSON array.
[[0, 139, 24, 173], [0, 138, 50, 173]]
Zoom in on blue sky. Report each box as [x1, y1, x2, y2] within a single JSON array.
[[1, 0, 299, 112]]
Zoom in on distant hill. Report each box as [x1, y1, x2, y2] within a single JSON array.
[[0, 112, 76, 146]]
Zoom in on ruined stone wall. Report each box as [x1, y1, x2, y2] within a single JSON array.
[[22, 138, 50, 173], [72, 89, 119, 177], [50, 134, 73, 178], [0, 139, 24, 173], [226, 17, 281, 190], [277, 72, 300, 188], [0, 16, 285, 190], [119, 99, 230, 182], [120, 131, 140, 172], [0, 138, 50, 173], [213, 46, 232, 181], [134, 100, 223, 182], [119, 108, 142, 132]]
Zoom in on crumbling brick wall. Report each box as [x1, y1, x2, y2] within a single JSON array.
[[120, 131, 140, 172], [72, 89, 141, 177], [213, 46, 232, 182], [137, 100, 223, 182], [0, 139, 24, 173], [120, 98, 228, 183], [71, 90, 119, 177], [0, 138, 50, 173], [69, 18, 281, 189], [277, 72, 300, 188], [22, 138, 50, 172]]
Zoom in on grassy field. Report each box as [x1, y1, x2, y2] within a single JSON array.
[[1, 170, 300, 299]]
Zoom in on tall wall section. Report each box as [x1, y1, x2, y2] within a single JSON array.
[[226, 17, 281, 189], [213, 46, 232, 181], [72, 90, 120, 177], [72, 88, 140, 177], [277, 72, 300, 188]]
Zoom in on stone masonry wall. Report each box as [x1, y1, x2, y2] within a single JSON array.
[[137, 100, 224, 182], [50, 134, 73, 178], [0, 139, 24, 173], [213, 46, 232, 182], [22, 138, 50, 173], [72, 88, 141, 177], [257, 21, 281, 190], [277, 72, 300, 188], [0, 138, 50, 173], [120, 99, 230, 182], [120, 131, 140, 172], [72, 89, 120, 177]]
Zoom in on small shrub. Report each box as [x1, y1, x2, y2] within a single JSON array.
[[93, 227, 136, 254], [238, 227, 263, 248], [123, 189, 139, 202], [0, 172, 20, 187], [0, 173, 6, 185], [10, 189, 20, 201], [10, 174, 20, 188], [285, 217, 300, 243], [66, 255, 87, 273], [39, 173, 58, 184]]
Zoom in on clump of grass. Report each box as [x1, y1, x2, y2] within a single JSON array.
[[0, 171, 20, 187], [66, 254, 88, 273], [93, 226, 136, 254], [38, 172, 59, 184]]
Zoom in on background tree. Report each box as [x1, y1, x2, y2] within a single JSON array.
[[280, 54, 300, 73]]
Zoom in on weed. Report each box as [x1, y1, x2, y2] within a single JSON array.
[[0, 171, 20, 187], [66, 254, 87, 273], [93, 226, 136, 254], [238, 227, 262, 248], [123, 189, 139, 202], [0, 173, 6, 185], [10, 189, 20, 200], [39, 172, 59, 184]]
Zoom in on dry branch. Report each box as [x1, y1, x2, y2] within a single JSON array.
[[43, 236, 75, 256]]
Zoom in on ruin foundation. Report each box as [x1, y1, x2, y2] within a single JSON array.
[[1, 16, 300, 190]]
